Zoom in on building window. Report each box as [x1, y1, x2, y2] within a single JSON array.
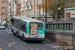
[[28, 1, 31, 6], [22, 11, 24, 16], [2, 7, 5, 10], [2, 13, 5, 16], [2, 0, 5, 4], [18, 0, 21, 4], [3, 18, 5, 21], [25, 2, 27, 6], [18, 7, 21, 12], [25, 0, 27, 2], [21, 3, 24, 7], [6, 13, 7, 16]]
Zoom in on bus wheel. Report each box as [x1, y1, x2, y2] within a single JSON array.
[[11, 28, 13, 32], [22, 34, 24, 41], [16, 32, 19, 37], [12, 30, 15, 35]]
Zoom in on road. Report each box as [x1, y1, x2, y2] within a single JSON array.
[[0, 30, 57, 50]]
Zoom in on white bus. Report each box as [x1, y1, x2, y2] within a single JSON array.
[[11, 16, 45, 41]]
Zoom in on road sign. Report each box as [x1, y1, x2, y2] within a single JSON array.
[[42, 17, 44, 20], [42, 14, 44, 17], [38, 0, 42, 5]]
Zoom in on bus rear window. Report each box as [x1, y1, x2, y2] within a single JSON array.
[[38, 23, 43, 27]]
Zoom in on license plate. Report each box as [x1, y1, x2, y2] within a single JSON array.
[[34, 36, 38, 38]]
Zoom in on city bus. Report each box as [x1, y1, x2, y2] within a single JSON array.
[[11, 16, 45, 41]]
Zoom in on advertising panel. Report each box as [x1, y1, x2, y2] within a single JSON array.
[[30, 23, 38, 34]]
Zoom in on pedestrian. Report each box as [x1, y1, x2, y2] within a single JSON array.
[[4, 23, 8, 29], [7, 22, 10, 30]]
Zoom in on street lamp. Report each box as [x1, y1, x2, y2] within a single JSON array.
[[28, 0, 29, 17], [58, 7, 61, 10], [34, 0, 35, 18], [45, 0, 47, 22], [58, 7, 61, 20], [39, 5, 40, 20], [27, 6, 29, 17], [8, 1, 11, 22]]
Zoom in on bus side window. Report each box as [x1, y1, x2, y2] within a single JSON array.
[[14, 20, 18, 28], [21, 23, 26, 33], [14, 20, 16, 27]]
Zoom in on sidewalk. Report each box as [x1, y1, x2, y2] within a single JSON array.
[[45, 39, 65, 50]]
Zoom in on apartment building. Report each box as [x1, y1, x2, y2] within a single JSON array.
[[0, 0, 9, 23], [21, 0, 44, 18], [9, 0, 44, 18], [8, 0, 21, 22]]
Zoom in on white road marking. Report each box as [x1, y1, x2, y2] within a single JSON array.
[[12, 45, 20, 50], [29, 47, 33, 50], [0, 38, 20, 50]]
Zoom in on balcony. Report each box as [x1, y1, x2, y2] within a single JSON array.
[[29, 5, 32, 9]]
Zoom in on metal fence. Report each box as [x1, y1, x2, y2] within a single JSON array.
[[46, 23, 73, 30]]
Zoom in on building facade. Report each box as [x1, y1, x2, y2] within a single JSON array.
[[21, 0, 44, 18], [0, 0, 9, 23], [9, 0, 44, 18], [64, 7, 75, 23], [8, 0, 21, 22]]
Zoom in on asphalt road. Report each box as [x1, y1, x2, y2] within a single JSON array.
[[0, 30, 57, 50]]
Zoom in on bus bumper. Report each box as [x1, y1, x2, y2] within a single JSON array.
[[24, 38, 45, 41]]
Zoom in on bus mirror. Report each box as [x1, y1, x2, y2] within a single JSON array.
[[11, 19, 14, 22], [11, 19, 14, 23]]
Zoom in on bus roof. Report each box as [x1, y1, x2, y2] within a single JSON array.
[[12, 16, 44, 23]]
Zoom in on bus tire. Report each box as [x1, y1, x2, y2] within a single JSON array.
[[22, 34, 24, 41], [12, 30, 14, 35], [11, 29, 13, 33], [12, 29, 16, 35], [12, 30, 15, 35], [16, 31, 19, 37]]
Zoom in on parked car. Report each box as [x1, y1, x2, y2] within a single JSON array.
[[0, 23, 5, 30]]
